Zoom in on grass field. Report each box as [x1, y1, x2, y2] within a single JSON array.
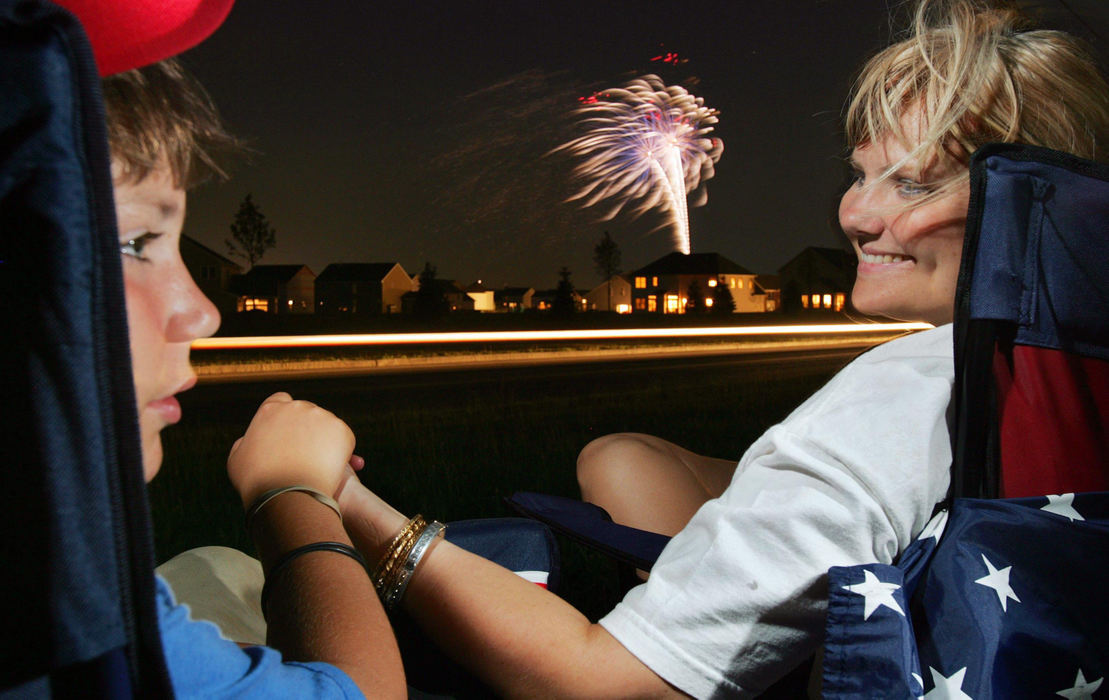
[[149, 352, 849, 620]]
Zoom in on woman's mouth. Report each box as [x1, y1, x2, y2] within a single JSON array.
[[857, 250, 914, 265]]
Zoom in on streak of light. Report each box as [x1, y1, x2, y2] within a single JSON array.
[[192, 322, 933, 350]]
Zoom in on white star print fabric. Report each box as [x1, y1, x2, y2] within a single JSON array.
[[822, 493, 1109, 698]]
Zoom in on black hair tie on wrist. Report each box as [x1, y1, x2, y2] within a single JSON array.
[[260, 541, 368, 620]]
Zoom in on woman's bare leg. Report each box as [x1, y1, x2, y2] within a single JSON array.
[[576, 433, 736, 537]]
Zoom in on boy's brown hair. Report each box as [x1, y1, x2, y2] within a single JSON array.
[[102, 57, 239, 188]]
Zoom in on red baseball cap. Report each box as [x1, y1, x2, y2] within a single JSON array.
[[52, 0, 235, 76]]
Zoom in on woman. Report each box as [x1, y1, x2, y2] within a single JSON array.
[[314, 1, 1109, 696], [578, 0, 1109, 543], [104, 57, 406, 696]]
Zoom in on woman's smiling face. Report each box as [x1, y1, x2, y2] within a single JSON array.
[[838, 124, 970, 327]]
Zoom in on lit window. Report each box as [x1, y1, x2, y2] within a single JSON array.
[[823, 294, 832, 308], [705, 297, 714, 307], [651, 276, 658, 287], [635, 276, 646, 289], [730, 279, 737, 288], [707, 278, 718, 288], [240, 297, 270, 312], [665, 294, 681, 313], [635, 298, 646, 310], [736, 279, 743, 289], [834, 293, 846, 312], [802, 295, 810, 309], [616, 303, 631, 314], [647, 295, 657, 312], [811, 294, 821, 308]]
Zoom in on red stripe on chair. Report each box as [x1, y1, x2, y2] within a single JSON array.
[[994, 345, 1109, 497]]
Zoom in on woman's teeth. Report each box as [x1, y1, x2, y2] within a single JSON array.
[[860, 252, 909, 264]]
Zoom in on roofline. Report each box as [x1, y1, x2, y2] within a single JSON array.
[[182, 234, 240, 267]]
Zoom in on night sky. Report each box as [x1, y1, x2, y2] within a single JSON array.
[[178, 0, 1107, 290]]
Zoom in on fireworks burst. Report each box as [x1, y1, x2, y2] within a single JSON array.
[[555, 74, 722, 254]]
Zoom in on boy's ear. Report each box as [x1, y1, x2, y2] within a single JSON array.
[[53, 0, 235, 77]]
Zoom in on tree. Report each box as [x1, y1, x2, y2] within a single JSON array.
[[593, 231, 622, 311], [552, 266, 576, 315], [414, 262, 449, 317], [685, 279, 706, 313], [711, 277, 736, 314], [226, 193, 276, 268]]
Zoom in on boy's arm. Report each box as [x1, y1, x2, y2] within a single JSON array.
[[230, 393, 406, 697]]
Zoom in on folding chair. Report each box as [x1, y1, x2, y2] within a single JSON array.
[[823, 144, 1109, 698], [0, 1, 172, 695]]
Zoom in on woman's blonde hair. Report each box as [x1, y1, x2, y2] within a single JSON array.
[[845, 0, 1109, 200], [102, 58, 240, 189]]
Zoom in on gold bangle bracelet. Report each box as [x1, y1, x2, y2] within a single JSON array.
[[371, 515, 425, 592]]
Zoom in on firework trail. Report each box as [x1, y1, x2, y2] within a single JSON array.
[[555, 74, 723, 255]]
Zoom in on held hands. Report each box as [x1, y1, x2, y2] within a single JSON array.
[[336, 465, 409, 556], [228, 392, 357, 508]]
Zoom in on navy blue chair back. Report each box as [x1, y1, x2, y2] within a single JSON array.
[[0, 1, 171, 695]]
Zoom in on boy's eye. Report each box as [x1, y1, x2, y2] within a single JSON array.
[[120, 232, 161, 260]]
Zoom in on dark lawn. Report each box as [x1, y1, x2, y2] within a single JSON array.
[[150, 350, 853, 619]]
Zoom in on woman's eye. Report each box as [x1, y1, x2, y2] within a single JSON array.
[[119, 232, 162, 260], [897, 179, 933, 197]]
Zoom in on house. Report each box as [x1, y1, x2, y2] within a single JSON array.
[[531, 288, 586, 312], [778, 246, 856, 313], [232, 264, 315, 314], [585, 275, 632, 313], [629, 252, 765, 314], [315, 262, 414, 315], [753, 274, 782, 312], [495, 286, 534, 312], [400, 278, 476, 314], [443, 281, 476, 312], [464, 281, 496, 312], [180, 235, 241, 317]]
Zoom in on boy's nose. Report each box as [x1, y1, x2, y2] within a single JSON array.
[[169, 267, 221, 342]]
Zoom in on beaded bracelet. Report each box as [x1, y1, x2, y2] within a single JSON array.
[[246, 485, 342, 533], [259, 541, 367, 620]]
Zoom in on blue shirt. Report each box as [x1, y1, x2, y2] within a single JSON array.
[[157, 575, 363, 698]]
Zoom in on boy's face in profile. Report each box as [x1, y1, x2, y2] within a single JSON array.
[[113, 159, 219, 481]]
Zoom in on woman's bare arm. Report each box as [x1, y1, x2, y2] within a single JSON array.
[[340, 481, 686, 699]]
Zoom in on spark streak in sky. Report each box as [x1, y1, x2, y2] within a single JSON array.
[[556, 74, 722, 254]]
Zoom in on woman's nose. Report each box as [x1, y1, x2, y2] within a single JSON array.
[[838, 186, 884, 237]]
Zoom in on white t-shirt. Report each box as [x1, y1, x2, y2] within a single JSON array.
[[600, 324, 954, 698]]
